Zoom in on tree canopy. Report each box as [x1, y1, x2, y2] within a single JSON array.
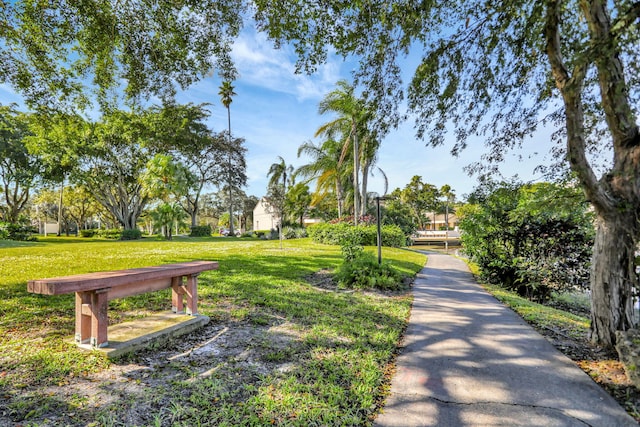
[[0, 104, 39, 222], [1, 0, 242, 109]]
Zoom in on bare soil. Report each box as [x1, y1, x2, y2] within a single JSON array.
[[1, 315, 303, 426]]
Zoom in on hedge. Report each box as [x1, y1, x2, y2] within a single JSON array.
[[0, 222, 37, 241], [307, 223, 406, 247], [190, 225, 212, 237]]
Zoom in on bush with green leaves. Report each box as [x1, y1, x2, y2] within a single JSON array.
[[189, 225, 212, 237], [308, 222, 406, 247], [0, 222, 37, 241], [339, 230, 364, 262], [460, 180, 594, 301], [334, 231, 404, 290], [80, 229, 96, 238], [335, 253, 402, 290], [96, 228, 122, 239], [268, 228, 279, 240], [120, 229, 142, 240], [282, 226, 308, 240]]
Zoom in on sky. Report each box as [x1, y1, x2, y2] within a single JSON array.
[[172, 27, 556, 201], [0, 26, 557, 202]]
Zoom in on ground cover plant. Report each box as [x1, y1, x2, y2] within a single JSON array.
[[0, 237, 425, 426]]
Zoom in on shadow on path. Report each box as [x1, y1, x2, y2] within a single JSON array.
[[374, 252, 637, 427]]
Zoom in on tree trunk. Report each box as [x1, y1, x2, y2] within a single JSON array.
[[352, 122, 360, 225], [545, 1, 640, 346], [227, 108, 234, 236], [361, 160, 369, 218], [57, 180, 64, 236], [336, 181, 343, 218], [589, 211, 638, 347]]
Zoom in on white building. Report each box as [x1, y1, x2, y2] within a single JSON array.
[[252, 197, 323, 231], [252, 198, 279, 231]]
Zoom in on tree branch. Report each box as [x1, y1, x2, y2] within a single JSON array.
[[580, 0, 638, 150], [611, 1, 640, 37], [544, 0, 611, 211]]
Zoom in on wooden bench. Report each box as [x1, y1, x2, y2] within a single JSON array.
[[27, 261, 218, 348]]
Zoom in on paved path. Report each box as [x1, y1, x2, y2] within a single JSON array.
[[375, 252, 637, 427]]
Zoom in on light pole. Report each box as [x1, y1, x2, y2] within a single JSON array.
[[375, 196, 393, 265]]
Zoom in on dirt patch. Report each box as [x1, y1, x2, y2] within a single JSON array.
[[0, 318, 303, 426]]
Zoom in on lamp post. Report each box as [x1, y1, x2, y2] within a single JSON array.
[[375, 196, 393, 265]]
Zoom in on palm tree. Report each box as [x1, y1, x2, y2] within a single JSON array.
[[357, 124, 382, 216], [315, 80, 382, 222], [440, 184, 456, 230], [296, 139, 349, 218], [316, 80, 363, 224], [219, 81, 236, 235], [267, 155, 294, 191], [266, 156, 293, 247]]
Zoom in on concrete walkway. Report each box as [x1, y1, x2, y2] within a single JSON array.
[[374, 252, 637, 427]]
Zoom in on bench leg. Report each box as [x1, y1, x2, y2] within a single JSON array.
[[75, 292, 92, 344], [90, 290, 109, 348], [185, 273, 199, 315], [171, 276, 185, 313]]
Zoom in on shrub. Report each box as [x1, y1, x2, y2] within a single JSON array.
[[0, 222, 37, 241], [333, 233, 404, 290], [268, 228, 279, 240], [338, 227, 364, 261], [120, 229, 142, 240], [282, 226, 307, 240], [80, 229, 96, 238], [190, 225, 212, 237], [335, 252, 403, 290], [460, 180, 594, 301], [96, 228, 122, 239], [308, 223, 406, 247]]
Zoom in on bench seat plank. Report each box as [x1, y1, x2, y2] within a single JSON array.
[[27, 261, 218, 295]]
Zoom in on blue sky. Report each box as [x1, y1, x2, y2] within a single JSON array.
[[0, 26, 555, 201], [175, 28, 555, 200]]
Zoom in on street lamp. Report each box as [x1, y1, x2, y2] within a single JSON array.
[[375, 196, 394, 265]]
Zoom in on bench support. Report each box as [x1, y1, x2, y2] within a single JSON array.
[[74, 272, 203, 348], [171, 273, 200, 315]]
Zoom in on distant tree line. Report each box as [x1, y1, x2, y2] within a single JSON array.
[[0, 102, 251, 240]]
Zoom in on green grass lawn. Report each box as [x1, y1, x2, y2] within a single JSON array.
[[0, 236, 426, 426]]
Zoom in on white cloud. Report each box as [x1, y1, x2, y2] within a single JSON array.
[[231, 28, 341, 102]]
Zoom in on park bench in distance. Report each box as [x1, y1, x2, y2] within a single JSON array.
[[27, 261, 218, 348]]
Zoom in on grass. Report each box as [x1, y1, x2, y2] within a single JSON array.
[[481, 283, 590, 339], [464, 260, 589, 340], [0, 236, 426, 426]]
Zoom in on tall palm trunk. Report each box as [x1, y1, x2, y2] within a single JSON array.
[[336, 181, 343, 218], [360, 159, 371, 217], [57, 177, 65, 236], [352, 122, 359, 225], [226, 109, 234, 236]]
